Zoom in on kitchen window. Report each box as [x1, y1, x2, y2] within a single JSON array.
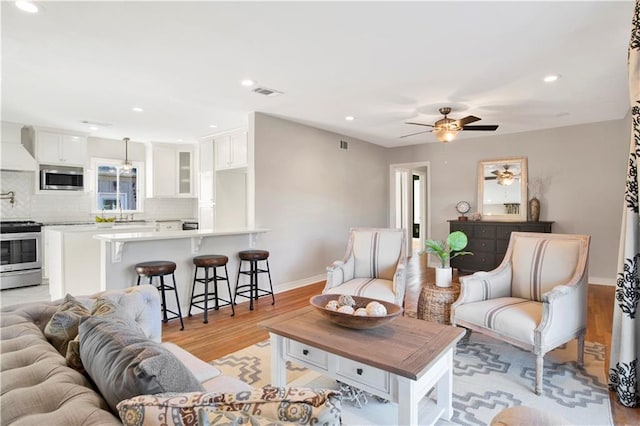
[[91, 159, 144, 213]]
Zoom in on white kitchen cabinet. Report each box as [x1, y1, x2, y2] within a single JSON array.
[[36, 130, 87, 166], [215, 130, 247, 170], [147, 143, 195, 198]]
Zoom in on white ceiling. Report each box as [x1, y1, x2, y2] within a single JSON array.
[[1, 1, 633, 147]]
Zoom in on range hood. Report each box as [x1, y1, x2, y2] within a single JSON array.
[[1, 122, 37, 172]]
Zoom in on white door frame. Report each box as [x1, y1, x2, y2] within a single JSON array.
[[412, 169, 427, 254], [389, 161, 431, 258]]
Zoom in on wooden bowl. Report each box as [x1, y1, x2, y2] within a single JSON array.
[[310, 294, 403, 330]]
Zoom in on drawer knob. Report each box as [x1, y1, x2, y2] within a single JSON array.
[[356, 368, 363, 375], [302, 349, 309, 356]]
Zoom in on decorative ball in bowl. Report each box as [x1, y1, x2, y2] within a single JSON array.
[[310, 294, 403, 330]]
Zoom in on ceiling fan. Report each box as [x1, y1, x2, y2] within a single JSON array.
[[400, 107, 499, 142], [485, 164, 520, 186]]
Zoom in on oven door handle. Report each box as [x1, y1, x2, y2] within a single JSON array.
[[1, 269, 42, 276]]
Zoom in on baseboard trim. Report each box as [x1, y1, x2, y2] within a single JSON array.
[[589, 276, 616, 286], [275, 274, 326, 293]]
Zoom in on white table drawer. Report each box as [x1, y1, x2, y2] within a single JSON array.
[[286, 340, 328, 370], [336, 357, 391, 394]]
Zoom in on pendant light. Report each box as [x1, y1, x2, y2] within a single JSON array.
[[122, 137, 133, 173]]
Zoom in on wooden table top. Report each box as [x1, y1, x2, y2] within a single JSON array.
[[259, 306, 465, 380]]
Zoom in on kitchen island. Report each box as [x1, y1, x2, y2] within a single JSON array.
[[94, 228, 270, 315], [46, 223, 156, 299]]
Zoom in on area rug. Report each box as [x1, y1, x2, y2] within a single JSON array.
[[211, 333, 612, 425]]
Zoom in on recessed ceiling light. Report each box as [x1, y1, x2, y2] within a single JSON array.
[[15, 1, 38, 13], [132, 107, 144, 112], [209, 124, 217, 128], [345, 116, 355, 121], [241, 79, 255, 87], [89, 126, 99, 131], [177, 139, 183, 142], [543, 74, 560, 83]]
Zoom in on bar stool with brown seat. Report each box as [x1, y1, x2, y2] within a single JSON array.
[[233, 250, 275, 311], [188, 254, 235, 323], [135, 260, 184, 330]]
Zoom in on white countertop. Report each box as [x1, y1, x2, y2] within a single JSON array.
[[46, 224, 156, 233], [93, 228, 270, 242]]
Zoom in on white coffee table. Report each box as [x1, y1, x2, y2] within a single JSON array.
[[259, 306, 464, 425]]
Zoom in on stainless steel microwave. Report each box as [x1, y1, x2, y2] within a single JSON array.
[[40, 165, 84, 191]]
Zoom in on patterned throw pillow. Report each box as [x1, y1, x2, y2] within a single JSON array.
[[44, 294, 90, 356], [117, 387, 342, 426], [65, 297, 139, 373], [199, 409, 293, 426]]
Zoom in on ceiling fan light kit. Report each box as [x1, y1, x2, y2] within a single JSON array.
[[401, 106, 499, 142]]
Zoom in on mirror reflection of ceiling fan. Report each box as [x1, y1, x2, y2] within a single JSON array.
[[485, 164, 520, 186], [400, 107, 499, 142]]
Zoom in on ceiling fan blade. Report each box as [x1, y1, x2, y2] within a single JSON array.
[[457, 115, 481, 126], [400, 129, 432, 138], [462, 125, 499, 131], [404, 121, 434, 128], [485, 176, 498, 180]]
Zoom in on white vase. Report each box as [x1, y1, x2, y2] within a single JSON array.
[[435, 267, 453, 288]]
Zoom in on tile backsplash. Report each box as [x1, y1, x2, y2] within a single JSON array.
[[1, 171, 196, 223]]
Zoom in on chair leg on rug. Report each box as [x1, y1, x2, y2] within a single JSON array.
[[577, 331, 585, 368], [535, 354, 544, 395]]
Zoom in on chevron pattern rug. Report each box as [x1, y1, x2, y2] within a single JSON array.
[[211, 333, 612, 425]]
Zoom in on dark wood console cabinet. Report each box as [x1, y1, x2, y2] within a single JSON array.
[[448, 220, 553, 272]]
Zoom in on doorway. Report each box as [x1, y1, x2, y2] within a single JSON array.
[[389, 162, 430, 258]]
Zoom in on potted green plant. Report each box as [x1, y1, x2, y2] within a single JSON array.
[[425, 230, 473, 287]]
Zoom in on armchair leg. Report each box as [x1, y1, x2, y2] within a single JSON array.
[[535, 354, 544, 395], [577, 331, 585, 368]]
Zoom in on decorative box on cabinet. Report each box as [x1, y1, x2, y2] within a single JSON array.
[[448, 220, 553, 272]]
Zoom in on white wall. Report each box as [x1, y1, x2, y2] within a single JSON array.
[[253, 113, 389, 288], [386, 117, 630, 283]]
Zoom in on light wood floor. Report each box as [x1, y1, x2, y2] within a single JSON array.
[[163, 253, 639, 425]]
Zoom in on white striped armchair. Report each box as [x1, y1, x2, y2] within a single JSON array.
[[451, 232, 590, 395], [323, 228, 407, 306]]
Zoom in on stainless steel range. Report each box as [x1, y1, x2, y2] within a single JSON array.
[[0, 221, 43, 290]]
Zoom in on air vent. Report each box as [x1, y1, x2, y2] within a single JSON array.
[[340, 140, 349, 150], [252, 87, 283, 97]]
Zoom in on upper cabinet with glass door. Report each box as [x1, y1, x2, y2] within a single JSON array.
[[146, 143, 196, 198]]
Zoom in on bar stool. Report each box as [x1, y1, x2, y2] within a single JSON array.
[[233, 250, 275, 311], [188, 254, 235, 323], [135, 261, 184, 331]]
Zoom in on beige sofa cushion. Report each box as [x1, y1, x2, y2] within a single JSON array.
[[1, 303, 120, 425], [453, 297, 543, 345]]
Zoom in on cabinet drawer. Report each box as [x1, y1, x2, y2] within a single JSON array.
[[467, 253, 497, 271], [519, 224, 552, 233], [286, 341, 328, 370], [468, 239, 495, 253], [336, 357, 391, 394], [496, 226, 519, 240], [450, 223, 473, 235], [474, 225, 496, 239], [496, 239, 509, 254]]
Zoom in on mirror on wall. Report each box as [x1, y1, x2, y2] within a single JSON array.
[[477, 157, 528, 221]]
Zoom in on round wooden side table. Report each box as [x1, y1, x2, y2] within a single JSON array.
[[417, 282, 461, 325]]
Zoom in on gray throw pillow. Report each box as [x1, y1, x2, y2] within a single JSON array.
[[79, 315, 204, 412], [44, 294, 90, 355]]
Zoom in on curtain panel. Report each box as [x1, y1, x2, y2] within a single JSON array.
[[609, 0, 640, 408]]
